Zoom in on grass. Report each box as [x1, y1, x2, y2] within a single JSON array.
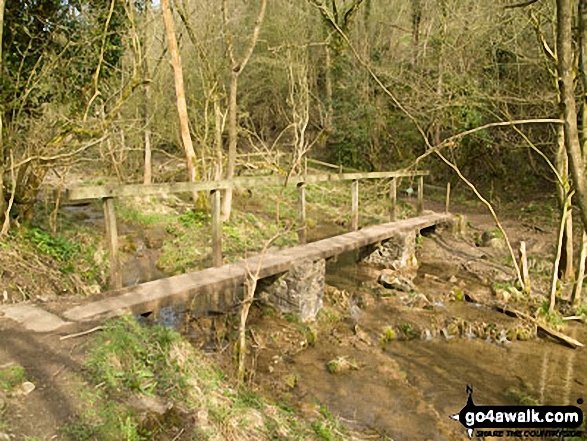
[[0, 365, 26, 392], [326, 356, 358, 374], [311, 406, 350, 441], [159, 208, 298, 274], [536, 301, 565, 329], [116, 196, 180, 226], [65, 316, 351, 440], [378, 326, 397, 347], [397, 322, 418, 339]]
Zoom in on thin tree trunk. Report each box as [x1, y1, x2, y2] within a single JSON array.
[[557, 0, 587, 232], [580, 0, 587, 155], [551, 197, 571, 313], [574, 0, 587, 304], [411, 0, 422, 68], [214, 98, 224, 181], [0, 0, 6, 220], [324, 43, 333, 135], [160, 0, 198, 200], [221, 0, 267, 221], [555, 120, 574, 280], [572, 231, 587, 305], [222, 72, 238, 221], [143, 0, 153, 185]]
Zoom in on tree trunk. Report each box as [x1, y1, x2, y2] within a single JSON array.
[[557, 0, 587, 232], [220, 0, 267, 221], [214, 97, 224, 181], [324, 42, 333, 135], [411, 0, 422, 69], [556, 0, 587, 235], [572, 231, 587, 305], [221, 72, 238, 221], [160, 0, 198, 200], [143, 0, 153, 185], [580, 0, 587, 156], [0, 0, 6, 220], [555, 120, 574, 280]]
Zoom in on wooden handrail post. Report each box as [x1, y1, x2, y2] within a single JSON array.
[[211, 189, 222, 267], [102, 197, 122, 289], [417, 175, 424, 215], [390, 178, 397, 221], [351, 179, 359, 231], [445, 182, 451, 214], [297, 182, 307, 244], [519, 241, 531, 294]]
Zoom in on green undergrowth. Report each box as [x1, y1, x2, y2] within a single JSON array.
[[0, 365, 26, 392], [130, 181, 419, 275], [536, 301, 565, 329], [0, 204, 106, 299], [66, 316, 350, 440]]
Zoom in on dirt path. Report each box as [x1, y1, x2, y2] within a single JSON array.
[[0, 317, 104, 440]]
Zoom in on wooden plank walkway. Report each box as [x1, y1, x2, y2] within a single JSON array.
[[62, 213, 453, 322]]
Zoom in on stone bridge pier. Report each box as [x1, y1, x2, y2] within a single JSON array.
[[257, 229, 427, 322], [257, 259, 326, 322]]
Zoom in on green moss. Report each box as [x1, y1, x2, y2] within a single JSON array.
[[537, 301, 565, 329], [0, 365, 26, 391], [379, 326, 397, 347], [452, 287, 465, 302]]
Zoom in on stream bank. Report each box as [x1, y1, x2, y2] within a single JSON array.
[[184, 223, 587, 440]]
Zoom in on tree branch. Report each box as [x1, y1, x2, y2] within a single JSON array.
[[505, 0, 540, 9]]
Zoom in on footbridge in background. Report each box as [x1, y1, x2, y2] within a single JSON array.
[[59, 169, 460, 323]]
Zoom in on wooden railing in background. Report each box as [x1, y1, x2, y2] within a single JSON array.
[[64, 170, 438, 290]]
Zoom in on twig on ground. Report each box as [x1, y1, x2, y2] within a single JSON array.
[[59, 325, 103, 341]]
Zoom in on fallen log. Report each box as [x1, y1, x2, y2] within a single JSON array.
[[464, 293, 583, 349]]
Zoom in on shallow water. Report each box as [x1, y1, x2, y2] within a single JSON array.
[[277, 251, 587, 440]]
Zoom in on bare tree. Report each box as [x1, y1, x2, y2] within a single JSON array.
[[557, 0, 587, 233], [221, 0, 268, 221], [143, 0, 153, 185], [161, 0, 199, 201]]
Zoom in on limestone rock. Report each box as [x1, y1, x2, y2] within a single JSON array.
[[17, 381, 35, 396], [362, 231, 419, 272], [378, 271, 416, 292], [408, 293, 431, 309], [258, 259, 325, 322], [481, 230, 506, 249], [129, 394, 172, 416]]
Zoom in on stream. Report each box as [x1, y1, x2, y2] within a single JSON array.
[[67, 202, 587, 439]]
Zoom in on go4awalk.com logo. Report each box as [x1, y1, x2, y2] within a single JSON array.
[[450, 386, 584, 439]]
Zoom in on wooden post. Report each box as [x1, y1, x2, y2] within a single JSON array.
[[211, 189, 222, 267], [417, 175, 424, 214], [519, 241, 530, 294], [390, 178, 397, 222], [297, 182, 307, 244], [102, 197, 122, 289], [351, 179, 359, 231], [445, 182, 451, 214]]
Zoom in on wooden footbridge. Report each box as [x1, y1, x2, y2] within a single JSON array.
[[61, 169, 457, 323]]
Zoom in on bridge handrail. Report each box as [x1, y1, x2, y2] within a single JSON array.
[[62, 169, 446, 290], [65, 170, 429, 201]]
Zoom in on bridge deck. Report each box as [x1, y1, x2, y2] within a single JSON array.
[[63, 213, 453, 322]]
